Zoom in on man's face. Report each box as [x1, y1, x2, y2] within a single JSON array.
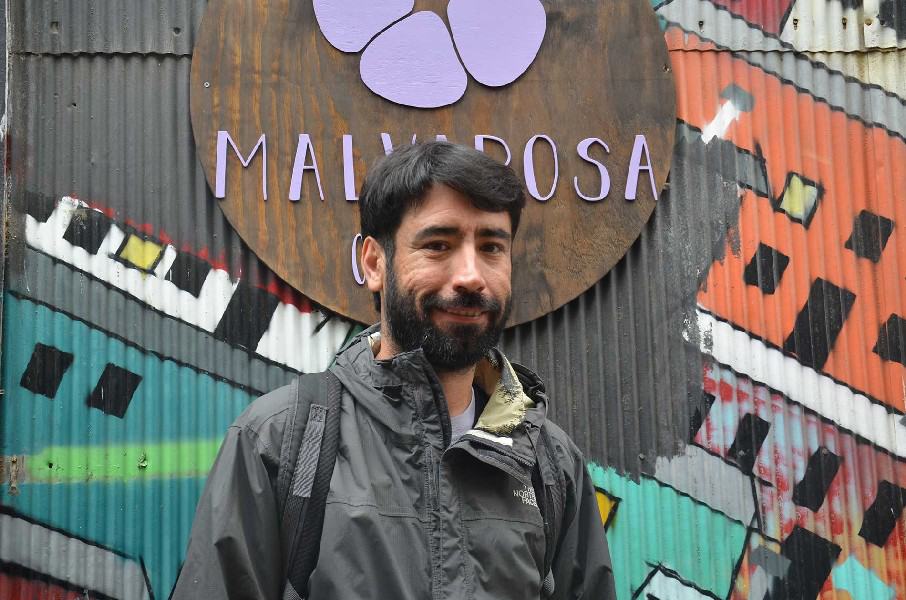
[[381, 185, 513, 372]]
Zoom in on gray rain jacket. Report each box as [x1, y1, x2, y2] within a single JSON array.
[[173, 329, 615, 599]]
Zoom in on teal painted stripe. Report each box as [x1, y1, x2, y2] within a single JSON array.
[[0, 294, 261, 597], [589, 462, 748, 599], [1, 294, 256, 453], [4, 478, 204, 600]]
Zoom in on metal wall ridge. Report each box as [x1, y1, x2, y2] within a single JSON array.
[[10, 0, 206, 56]]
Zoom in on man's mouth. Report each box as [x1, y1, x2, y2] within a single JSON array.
[[422, 292, 499, 323], [441, 307, 485, 318]]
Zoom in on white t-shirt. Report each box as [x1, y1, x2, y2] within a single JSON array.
[[450, 388, 476, 444]]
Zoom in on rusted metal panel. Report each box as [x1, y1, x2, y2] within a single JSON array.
[[10, 0, 205, 56], [190, 0, 675, 327], [658, 0, 906, 133], [779, 0, 906, 51], [661, 0, 906, 50]]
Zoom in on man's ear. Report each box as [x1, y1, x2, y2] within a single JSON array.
[[361, 236, 385, 294]]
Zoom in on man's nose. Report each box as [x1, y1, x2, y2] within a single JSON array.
[[451, 247, 486, 293]]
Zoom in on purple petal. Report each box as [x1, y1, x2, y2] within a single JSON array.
[[447, 0, 546, 87], [313, 0, 413, 53], [360, 12, 467, 109]]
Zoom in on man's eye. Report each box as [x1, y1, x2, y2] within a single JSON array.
[[424, 241, 449, 251], [482, 243, 506, 254]]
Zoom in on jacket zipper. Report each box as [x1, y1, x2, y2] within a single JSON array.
[[425, 443, 445, 600]]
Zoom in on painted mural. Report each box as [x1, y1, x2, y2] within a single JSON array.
[[2, 0, 906, 598], [2, 194, 360, 598], [589, 0, 906, 597]]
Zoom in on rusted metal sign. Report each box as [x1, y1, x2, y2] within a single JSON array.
[[191, 0, 675, 324]]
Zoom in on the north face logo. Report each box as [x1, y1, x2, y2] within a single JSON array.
[[313, 0, 546, 108], [514, 485, 538, 508]]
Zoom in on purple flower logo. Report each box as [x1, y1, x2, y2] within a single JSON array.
[[313, 0, 547, 108]]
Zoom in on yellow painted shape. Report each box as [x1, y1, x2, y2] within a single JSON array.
[[778, 174, 819, 221], [596, 490, 615, 528], [119, 235, 163, 270]]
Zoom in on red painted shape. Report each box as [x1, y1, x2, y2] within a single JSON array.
[[706, 0, 796, 34], [194, 246, 230, 273], [156, 230, 175, 246], [263, 278, 314, 313], [0, 572, 86, 600], [123, 219, 157, 237], [123, 218, 178, 246], [718, 380, 735, 402]]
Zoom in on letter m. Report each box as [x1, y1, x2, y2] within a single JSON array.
[[215, 131, 267, 200]]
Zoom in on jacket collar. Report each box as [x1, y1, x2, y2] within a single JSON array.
[[331, 325, 547, 439], [472, 349, 535, 435]]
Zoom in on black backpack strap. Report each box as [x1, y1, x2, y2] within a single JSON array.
[[278, 370, 343, 600], [533, 424, 566, 598], [277, 374, 320, 553]]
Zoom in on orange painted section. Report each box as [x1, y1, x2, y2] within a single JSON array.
[[670, 31, 906, 409]]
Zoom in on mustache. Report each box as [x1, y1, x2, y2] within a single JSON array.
[[422, 291, 501, 314]]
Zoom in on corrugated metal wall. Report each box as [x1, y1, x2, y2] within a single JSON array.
[[2, 0, 905, 598]]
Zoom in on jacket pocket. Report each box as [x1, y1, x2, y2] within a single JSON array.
[[454, 457, 545, 599], [308, 500, 430, 600], [462, 513, 545, 600]]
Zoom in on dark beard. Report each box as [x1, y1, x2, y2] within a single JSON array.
[[384, 263, 511, 372]]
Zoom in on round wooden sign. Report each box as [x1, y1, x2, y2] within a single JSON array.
[[191, 0, 675, 325]]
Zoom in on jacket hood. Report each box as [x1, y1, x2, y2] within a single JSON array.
[[329, 325, 548, 438]]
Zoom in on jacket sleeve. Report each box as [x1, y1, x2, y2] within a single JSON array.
[[171, 424, 283, 600], [550, 446, 616, 600]]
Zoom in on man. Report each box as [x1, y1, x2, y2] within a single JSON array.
[[173, 141, 614, 599]]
